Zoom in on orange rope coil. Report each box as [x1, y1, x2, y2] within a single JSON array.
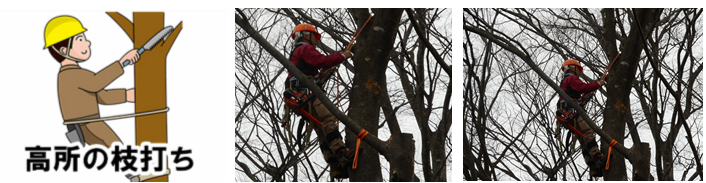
[[352, 129, 368, 170]]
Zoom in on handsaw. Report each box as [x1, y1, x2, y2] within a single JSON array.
[[123, 26, 174, 66]]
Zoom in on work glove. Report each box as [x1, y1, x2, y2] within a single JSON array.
[[341, 51, 353, 59]]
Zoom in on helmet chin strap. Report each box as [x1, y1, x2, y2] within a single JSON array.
[[52, 38, 86, 62]]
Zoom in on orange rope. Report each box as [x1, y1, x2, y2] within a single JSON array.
[[605, 140, 617, 170], [346, 14, 373, 52], [352, 129, 368, 170]]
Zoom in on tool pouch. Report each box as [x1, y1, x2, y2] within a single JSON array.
[[65, 124, 86, 146]]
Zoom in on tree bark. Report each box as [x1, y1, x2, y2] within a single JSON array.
[[388, 133, 416, 181], [108, 11, 183, 182], [346, 8, 403, 182], [602, 8, 662, 181]]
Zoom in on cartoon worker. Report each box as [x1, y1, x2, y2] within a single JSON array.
[[44, 15, 140, 147]]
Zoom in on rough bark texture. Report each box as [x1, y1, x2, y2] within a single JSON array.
[[108, 12, 182, 182], [388, 133, 416, 181], [346, 8, 404, 182], [602, 8, 662, 181]]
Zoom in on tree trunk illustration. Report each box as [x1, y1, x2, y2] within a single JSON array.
[[107, 11, 183, 182]]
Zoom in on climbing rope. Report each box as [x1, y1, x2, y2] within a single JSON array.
[[63, 108, 169, 125], [605, 139, 617, 170], [345, 13, 373, 52], [352, 129, 368, 170]]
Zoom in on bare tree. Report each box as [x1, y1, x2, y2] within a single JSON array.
[[465, 8, 702, 181], [235, 8, 451, 181]]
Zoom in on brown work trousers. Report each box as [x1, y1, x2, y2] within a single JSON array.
[[79, 121, 122, 147], [310, 98, 345, 163], [574, 116, 601, 165]]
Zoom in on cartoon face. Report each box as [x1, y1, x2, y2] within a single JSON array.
[[69, 33, 91, 60]]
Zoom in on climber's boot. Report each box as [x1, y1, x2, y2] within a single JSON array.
[[590, 154, 606, 177], [330, 162, 349, 179]]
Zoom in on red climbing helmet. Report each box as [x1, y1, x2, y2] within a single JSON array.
[[562, 59, 583, 73], [291, 23, 321, 40]]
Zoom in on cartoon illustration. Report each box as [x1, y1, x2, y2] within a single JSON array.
[[107, 11, 182, 182], [45, 12, 182, 182], [44, 15, 138, 148]]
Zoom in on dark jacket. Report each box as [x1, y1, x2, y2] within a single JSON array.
[[559, 73, 599, 102], [287, 43, 345, 79]]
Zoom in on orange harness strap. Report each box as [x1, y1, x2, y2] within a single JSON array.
[[605, 140, 617, 170], [352, 129, 368, 170]]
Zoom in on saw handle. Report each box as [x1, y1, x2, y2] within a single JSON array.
[[123, 48, 146, 67]]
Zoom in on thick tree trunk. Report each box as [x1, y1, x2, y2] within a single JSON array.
[[388, 133, 416, 181], [602, 8, 662, 181], [346, 8, 403, 182], [108, 12, 182, 182], [429, 131, 447, 181], [133, 12, 169, 182]]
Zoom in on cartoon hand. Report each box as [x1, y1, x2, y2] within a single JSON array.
[[127, 88, 135, 102], [120, 49, 141, 67]]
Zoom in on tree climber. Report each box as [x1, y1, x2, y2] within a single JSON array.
[[284, 23, 354, 179], [556, 59, 607, 177], [45, 15, 140, 147]]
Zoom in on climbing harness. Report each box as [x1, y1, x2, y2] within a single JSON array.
[[283, 83, 322, 127], [555, 87, 590, 138], [281, 42, 331, 150]]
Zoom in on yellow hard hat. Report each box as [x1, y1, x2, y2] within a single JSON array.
[[44, 16, 87, 49]]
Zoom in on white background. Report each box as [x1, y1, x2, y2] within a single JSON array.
[[0, 3, 235, 182]]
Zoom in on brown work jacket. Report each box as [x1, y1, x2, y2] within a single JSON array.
[[58, 61, 126, 121]]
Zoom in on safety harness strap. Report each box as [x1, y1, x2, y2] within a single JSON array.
[[605, 140, 617, 170], [352, 129, 368, 170], [63, 108, 169, 125]]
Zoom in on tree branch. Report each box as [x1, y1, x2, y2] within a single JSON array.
[[235, 9, 389, 157], [405, 8, 451, 75], [106, 12, 134, 41], [465, 25, 632, 161]]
